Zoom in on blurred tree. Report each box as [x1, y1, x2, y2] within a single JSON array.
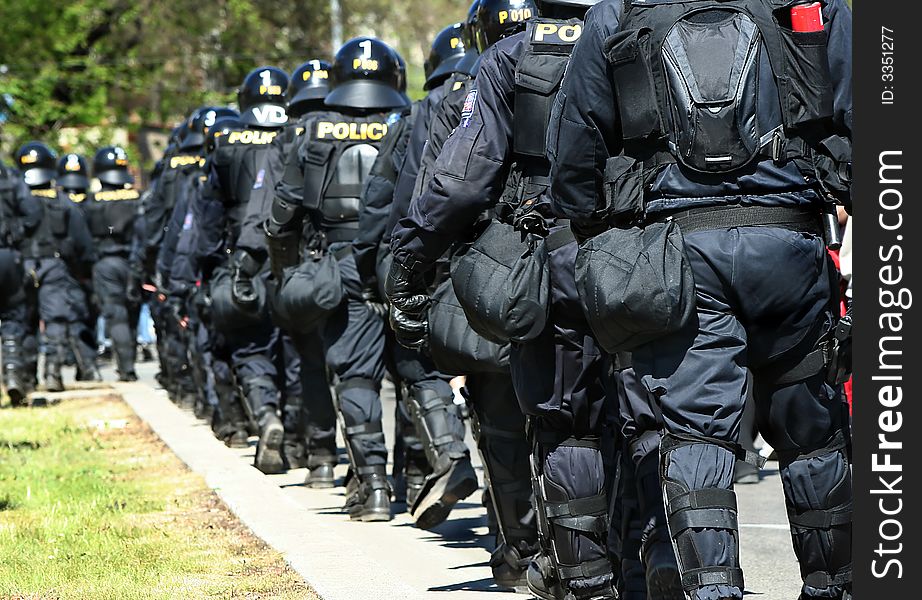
[[0, 0, 471, 162]]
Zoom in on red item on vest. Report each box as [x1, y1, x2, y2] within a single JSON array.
[[791, 2, 824, 32]]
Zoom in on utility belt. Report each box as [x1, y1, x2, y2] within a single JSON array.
[[648, 204, 823, 237], [322, 223, 359, 244]]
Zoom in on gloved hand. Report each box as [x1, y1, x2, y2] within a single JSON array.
[[384, 260, 430, 351], [231, 251, 261, 310], [126, 266, 143, 305], [361, 286, 388, 319]]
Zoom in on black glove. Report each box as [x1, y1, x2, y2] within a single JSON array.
[[126, 265, 143, 305], [231, 251, 261, 310], [384, 260, 430, 351], [361, 286, 388, 319]]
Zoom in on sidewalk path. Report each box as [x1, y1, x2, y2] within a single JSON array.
[[112, 363, 802, 600]]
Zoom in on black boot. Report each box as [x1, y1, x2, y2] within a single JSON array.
[[408, 388, 477, 529], [3, 337, 30, 407], [305, 463, 335, 488], [412, 453, 478, 530], [345, 466, 391, 522], [283, 435, 308, 470], [44, 345, 65, 393], [641, 526, 683, 600], [491, 540, 538, 591], [254, 409, 285, 474]]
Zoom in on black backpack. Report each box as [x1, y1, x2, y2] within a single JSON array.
[[605, 0, 848, 212]]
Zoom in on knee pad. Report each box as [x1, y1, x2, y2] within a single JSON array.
[[778, 431, 852, 594], [660, 432, 761, 598], [408, 386, 468, 466], [336, 378, 384, 470], [530, 422, 615, 596]]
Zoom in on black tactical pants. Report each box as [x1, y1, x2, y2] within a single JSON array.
[[633, 226, 852, 600], [321, 246, 387, 470], [23, 257, 87, 383], [1, 248, 29, 397], [290, 327, 337, 467], [93, 255, 139, 378], [466, 370, 537, 557], [70, 279, 100, 378], [510, 237, 617, 598]]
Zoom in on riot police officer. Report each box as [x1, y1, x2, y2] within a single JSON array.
[[57, 153, 91, 201], [351, 22, 479, 530], [267, 37, 409, 521], [15, 141, 97, 392], [182, 114, 254, 446], [0, 157, 43, 405], [57, 152, 104, 381], [85, 146, 143, 381], [387, 1, 654, 597], [548, 1, 854, 599], [234, 60, 338, 480], [195, 68, 299, 475], [146, 112, 208, 402], [385, 3, 557, 590]]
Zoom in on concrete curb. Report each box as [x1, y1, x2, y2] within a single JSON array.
[[115, 382, 431, 600]]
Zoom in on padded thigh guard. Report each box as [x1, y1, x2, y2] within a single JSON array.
[[779, 432, 853, 597], [530, 421, 616, 598], [660, 433, 748, 600]]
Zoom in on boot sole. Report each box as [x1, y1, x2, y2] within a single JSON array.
[[306, 480, 335, 489], [360, 509, 392, 522], [255, 423, 285, 474], [412, 460, 479, 530], [7, 388, 26, 408], [646, 564, 684, 600]]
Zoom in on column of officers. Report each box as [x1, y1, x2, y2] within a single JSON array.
[[1, 141, 144, 399], [5, 0, 854, 598]]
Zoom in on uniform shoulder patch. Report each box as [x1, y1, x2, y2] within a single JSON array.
[[460, 90, 478, 128]]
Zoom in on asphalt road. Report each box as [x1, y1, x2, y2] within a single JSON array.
[[109, 357, 803, 599]]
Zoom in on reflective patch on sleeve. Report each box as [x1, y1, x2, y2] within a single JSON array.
[[460, 90, 478, 128], [252, 168, 266, 190]]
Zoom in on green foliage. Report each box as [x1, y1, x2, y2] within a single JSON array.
[[0, 0, 470, 159]]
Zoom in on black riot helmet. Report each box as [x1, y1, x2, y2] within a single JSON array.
[[93, 145, 135, 187], [457, 1, 483, 76], [183, 106, 239, 150], [325, 37, 409, 111], [15, 141, 57, 188], [288, 60, 332, 118], [238, 66, 290, 127], [425, 23, 467, 90], [475, 0, 539, 53], [537, 0, 598, 18], [205, 116, 245, 154], [56, 153, 90, 191]]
